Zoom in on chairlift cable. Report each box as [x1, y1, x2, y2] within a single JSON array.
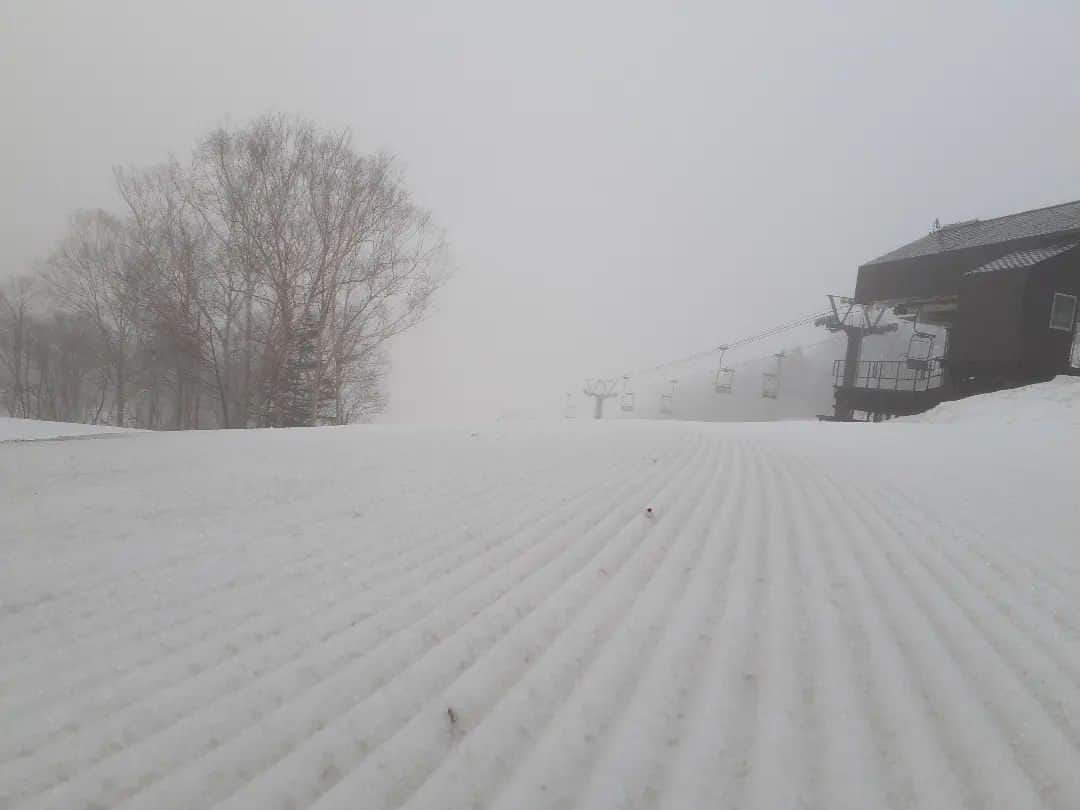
[[616, 308, 832, 381]]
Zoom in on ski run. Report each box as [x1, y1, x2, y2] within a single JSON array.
[[3, 378, 1080, 810]]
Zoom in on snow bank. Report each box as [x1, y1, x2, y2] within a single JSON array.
[[905, 374, 1080, 425], [0, 417, 136, 442]]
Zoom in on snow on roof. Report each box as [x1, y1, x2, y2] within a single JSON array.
[[865, 199, 1080, 266]]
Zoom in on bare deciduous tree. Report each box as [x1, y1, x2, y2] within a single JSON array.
[[0, 275, 37, 417], [45, 210, 145, 425], [4, 113, 449, 429]]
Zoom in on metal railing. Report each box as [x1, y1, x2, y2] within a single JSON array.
[[833, 358, 944, 392]]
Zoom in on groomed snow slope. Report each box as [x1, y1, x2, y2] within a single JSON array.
[[2, 391, 1079, 810]]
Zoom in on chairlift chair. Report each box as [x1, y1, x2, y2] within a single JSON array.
[[761, 352, 784, 399], [620, 376, 636, 412], [906, 311, 935, 373], [761, 373, 780, 399], [906, 333, 935, 372], [660, 379, 678, 415], [715, 368, 735, 394], [713, 345, 735, 393]]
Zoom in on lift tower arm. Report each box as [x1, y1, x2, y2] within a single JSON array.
[[583, 378, 620, 419]]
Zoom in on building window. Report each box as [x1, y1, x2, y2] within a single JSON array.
[[1049, 292, 1078, 331]]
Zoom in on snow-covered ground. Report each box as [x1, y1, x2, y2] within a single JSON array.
[[0, 417, 136, 442], [2, 381, 1079, 809], [906, 374, 1080, 425]]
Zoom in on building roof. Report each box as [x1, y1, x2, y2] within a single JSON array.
[[865, 199, 1080, 266], [965, 241, 1079, 275]]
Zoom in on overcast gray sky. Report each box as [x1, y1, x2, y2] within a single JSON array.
[[4, 0, 1080, 421]]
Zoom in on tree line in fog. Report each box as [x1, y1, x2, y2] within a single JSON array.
[[0, 114, 448, 428]]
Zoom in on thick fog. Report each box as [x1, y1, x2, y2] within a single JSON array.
[[4, 0, 1080, 422]]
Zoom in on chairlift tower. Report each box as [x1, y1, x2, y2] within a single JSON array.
[[816, 295, 898, 419], [583, 378, 619, 419]]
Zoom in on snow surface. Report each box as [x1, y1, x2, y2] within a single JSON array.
[[0, 417, 136, 442], [2, 384, 1080, 810], [905, 374, 1080, 425]]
